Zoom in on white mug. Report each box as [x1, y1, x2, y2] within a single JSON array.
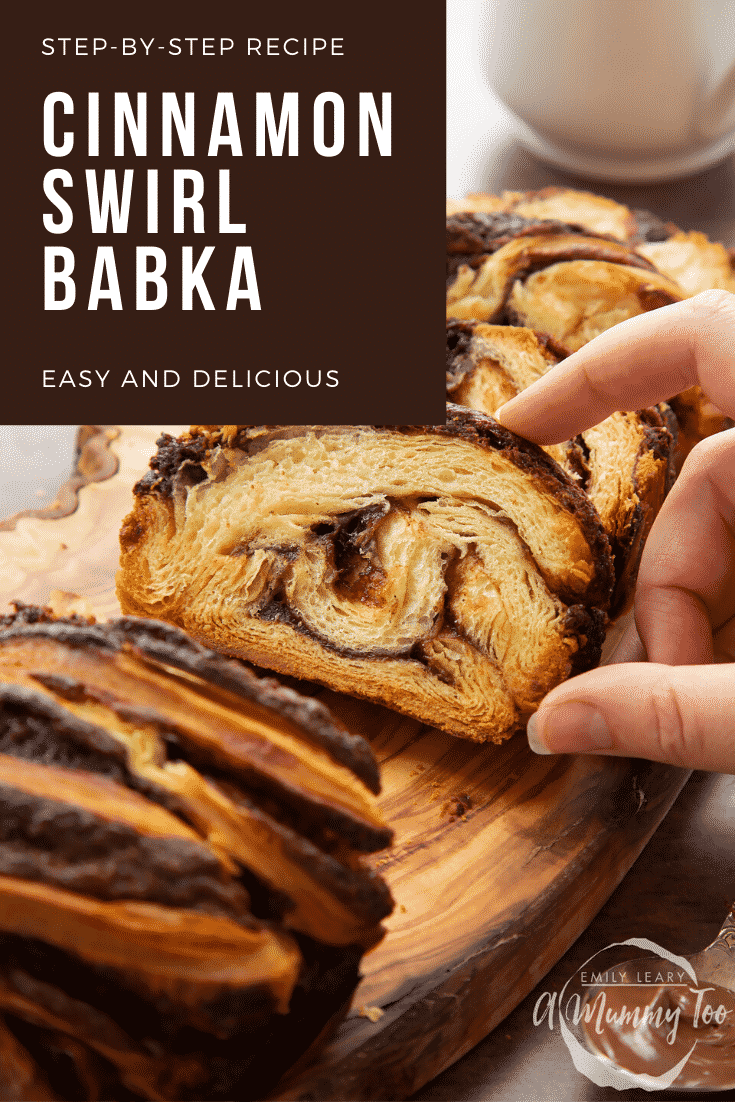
[[485, 0, 735, 181]]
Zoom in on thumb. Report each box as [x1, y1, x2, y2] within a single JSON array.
[[526, 663, 735, 774]]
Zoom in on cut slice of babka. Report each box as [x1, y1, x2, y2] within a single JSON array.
[[117, 414, 614, 744]]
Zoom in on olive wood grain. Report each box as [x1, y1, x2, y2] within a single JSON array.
[[0, 426, 689, 1102]]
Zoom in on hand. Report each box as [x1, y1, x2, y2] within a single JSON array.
[[496, 289, 735, 774]]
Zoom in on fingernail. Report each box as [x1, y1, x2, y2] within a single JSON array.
[[527, 703, 612, 755], [526, 712, 554, 754], [494, 403, 508, 424]]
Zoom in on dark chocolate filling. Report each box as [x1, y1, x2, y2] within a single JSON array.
[[198, 775, 393, 925], [446, 211, 584, 279], [629, 208, 675, 243], [0, 684, 200, 828], [0, 617, 383, 797], [0, 785, 250, 921], [159, 725, 391, 855], [425, 406, 614, 609], [0, 938, 275, 1044], [445, 319, 477, 389], [133, 433, 209, 499], [0, 935, 361, 1101], [0, 686, 129, 780]]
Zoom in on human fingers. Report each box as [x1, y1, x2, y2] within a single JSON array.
[[634, 429, 735, 665], [496, 289, 735, 444], [713, 614, 735, 663], [526, 662, 735, 774], [604, 617, 646, 664]]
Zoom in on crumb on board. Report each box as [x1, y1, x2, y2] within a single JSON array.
[[441, 792, 473, 820], [48, 590, 96, 620], [357, 1005, 384, 1023]]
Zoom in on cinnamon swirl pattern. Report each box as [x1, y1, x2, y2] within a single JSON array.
[[118, 414, 614, 743]]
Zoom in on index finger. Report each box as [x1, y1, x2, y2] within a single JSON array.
[[495, 289, 735, 444]]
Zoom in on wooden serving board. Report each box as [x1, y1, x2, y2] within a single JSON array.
[[0, 426, 690, 1101]]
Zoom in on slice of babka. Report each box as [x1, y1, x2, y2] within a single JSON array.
[[117, 414, 614, 744]]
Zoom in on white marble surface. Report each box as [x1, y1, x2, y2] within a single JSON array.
[[0, 425, 79, 522]]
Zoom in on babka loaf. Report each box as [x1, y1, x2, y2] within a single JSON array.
[[0, 606, 392, 1102], [446, 186, 735, 297], [446, 208, 685, 352], [447, 186, 734, 459], [446, 320, 675, 616], [117, 411, 614, 744]]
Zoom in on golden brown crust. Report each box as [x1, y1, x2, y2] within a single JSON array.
[[447, 188, 677, 245], [0, 606, 382, 796], [637, 231, 735, 296], [0, 755, 254, 917]]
